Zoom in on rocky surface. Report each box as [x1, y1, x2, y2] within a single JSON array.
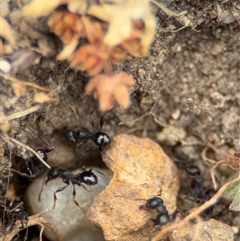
[[87, 134, 179, 241]]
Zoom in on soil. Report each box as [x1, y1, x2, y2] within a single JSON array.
[[1, 0, 240, 240]]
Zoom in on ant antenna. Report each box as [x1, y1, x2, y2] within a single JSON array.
[[25, 128, 53, 151], [101, 152, 133, 176]]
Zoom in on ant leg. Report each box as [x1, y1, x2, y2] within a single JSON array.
[[99, 107, 115, 130], [71, 185, 86, 214], [76, 139, 88, 147], [26, 128, 53, 152], [170, 209, 180, 221], [10, 168, 38, 178], [88, 109, 95, 129], [99, 114, 104, 131], [101, 152, 133, 176], [80, 183, 89, 192], [52, 185, 69, 209], [38, 175, 48, 201], [23, 227, 29, 241]]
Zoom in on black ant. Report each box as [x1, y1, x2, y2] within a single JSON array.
[[67, 112, 111, 151], [11, 130, 53, 178], [175, 159, 215, 214], [1, 198, 28, 231], [116, 195, 175, 226], [144, 197, 171, 226], [174, 159, 204, 201], [185, 164, 205, 201], [38, 166, 98, 212], [11, 147, 52, 178]]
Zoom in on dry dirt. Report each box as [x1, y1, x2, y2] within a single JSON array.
[[1, 0, 240, 240]]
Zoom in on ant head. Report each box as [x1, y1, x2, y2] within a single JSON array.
[[146, 197, 164, 209], [77, 169, 98, 185], [92, 132, 111, 149], [36, 149, 48, 162], [186, 164, 201, 177]]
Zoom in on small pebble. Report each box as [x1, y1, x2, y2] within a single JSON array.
[[171, 219, 234, 241], [156, 126, 187, 145]]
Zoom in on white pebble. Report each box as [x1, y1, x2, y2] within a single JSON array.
[[0, 58, 12, 73], [25, 167, 112, 241]]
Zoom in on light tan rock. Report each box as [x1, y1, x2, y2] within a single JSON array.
[[87, 134, 179, 241]]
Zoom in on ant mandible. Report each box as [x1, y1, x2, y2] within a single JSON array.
[[67, 112, 111, 151], [38, 166, 98, 212]]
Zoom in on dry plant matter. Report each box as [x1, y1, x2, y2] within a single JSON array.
[[151, 170, 240, 241], [21, 0, 186, 111], [3, 210, 60, 241], [201, 142, 240, 190], [2, 133, 51, 169]]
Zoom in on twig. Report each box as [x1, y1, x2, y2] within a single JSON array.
[[118, 100, 158, 126], [210, 160, 237, 190], [2, 74, 50, 92], [207, 142, 240, 162], [3, 134, 51, 169], [150, 0, 187, 17], [205, 142, 239, 189], [201, 146, 216, 166], [4, 105, 41, 122], [3, 210, 60, 241]]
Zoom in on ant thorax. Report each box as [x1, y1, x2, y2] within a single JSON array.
[[67, 111, 112, 151]]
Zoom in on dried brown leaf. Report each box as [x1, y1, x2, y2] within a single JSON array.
[[81, 15, 106, 44], [48, 10, 85, 44], [70, 44, 109, 75], [86, 72, 135, 111]]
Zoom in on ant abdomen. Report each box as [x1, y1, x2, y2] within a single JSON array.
[[154, 212, 170, 226]]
